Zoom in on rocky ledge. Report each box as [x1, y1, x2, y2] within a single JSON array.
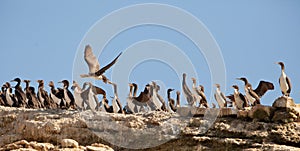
[[0, 97, 300, 150]]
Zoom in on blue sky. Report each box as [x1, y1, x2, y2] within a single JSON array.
[[1, 0, 300, 106]]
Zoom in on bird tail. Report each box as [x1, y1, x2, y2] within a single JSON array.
[[80, 74, 89, 78]]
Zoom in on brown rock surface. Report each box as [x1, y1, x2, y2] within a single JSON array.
[[0, 106, 299, 150]]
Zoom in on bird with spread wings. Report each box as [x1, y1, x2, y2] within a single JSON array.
[[80, 45, 122, 84]]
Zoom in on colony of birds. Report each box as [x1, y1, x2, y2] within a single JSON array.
[[0, 45, 293, 114]]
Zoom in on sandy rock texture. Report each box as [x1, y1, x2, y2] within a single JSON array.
[[0, 103, 299, 150]]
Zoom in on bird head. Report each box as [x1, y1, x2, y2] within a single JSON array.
[[236, 77, 248, 84], [191, 78, 196, 84], [215, 83, 221, 88], [276, 61, 285, 70], [232, 85, 239, 90], [11, 78, 21, 83], [36, 80, 44, 84], [48, 81, 55, 87], [167, 88, 175, 93], [176, 91, 180, 95], [23, 80, 31, 83], [183, 73, 187, 78], [58, 80, 69, 87]]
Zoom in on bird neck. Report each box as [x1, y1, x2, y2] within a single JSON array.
[[113, 84, 118, 97], [167, 91, 171, 99], [133, 85, 137, 97], [129, 86, 133, 97], [176, 93, 180, 106]]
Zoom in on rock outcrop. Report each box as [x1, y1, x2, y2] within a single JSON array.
[[0, 104, 300, 150]]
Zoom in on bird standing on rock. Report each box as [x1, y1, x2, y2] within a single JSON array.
[[277, 62, 292, 97], [58, 80, 75, 109], [11, 78, 27, 107]]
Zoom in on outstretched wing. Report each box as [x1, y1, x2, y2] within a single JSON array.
[[254, 81, 274, 97], [95, 52, 122, 76], [84, 45, 100, 73]]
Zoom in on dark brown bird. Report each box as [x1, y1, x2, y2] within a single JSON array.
[[80, 45, 122, 84], [24, 80, 40, 109], [49, 81, 64, 108], [58, 80, 75, 109], [11, 78, 27, 107]]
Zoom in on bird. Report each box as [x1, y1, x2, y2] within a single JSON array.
[[0, 84, 7, 106], [126, 83, 151, 113], [150, 81, 166, 111], [58, 80, 76, 109], [24, 80, 40, 109], [230, 85, 248, 110], [3, 82, 17, 107], [176, 91, 181, 109], [125, 83, 138, 113], [237, 77, 274, 106], [83, 82, 106, 111], [154, 84, 168, 111], [197, 85, 209, 108], [11, 78, 27, 107], [191, 78, 201, 106], [167, 88, 177, 112], [80, 45, 122, 84], [108, 81, 123, 113], [214, 84, 227, 108], [182, 73, 196, 106], [48, 81, 65, 109], [37, 80, 57, 109], [71, 81, 85, 110], [277, 62, 292, 97]]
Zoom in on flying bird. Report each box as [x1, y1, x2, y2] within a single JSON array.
[[80, 45, 122, 84], [277, 62, 292, 97]]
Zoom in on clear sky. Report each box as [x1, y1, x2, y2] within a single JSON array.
[[1, 0, 300, 106]]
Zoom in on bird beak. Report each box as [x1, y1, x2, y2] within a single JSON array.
[[236, 78, 241, 80], [58, 81, 62, 83], [10, 80, 15, 82]]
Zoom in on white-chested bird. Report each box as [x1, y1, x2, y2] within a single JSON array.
[[182, 73, 196, 106], [277, 62, 292, 97], [80, 45, 122, 84], [214, 84, 227, 108], [231, 85, 248, 110]]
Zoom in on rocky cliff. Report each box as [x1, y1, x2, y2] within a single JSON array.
[[0, 98, 300, 151]]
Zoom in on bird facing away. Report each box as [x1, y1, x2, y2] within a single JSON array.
[[231, 85, 248, 110], [176, 91, 180, 108], [71, 81, 85, 110], [236, 77, 274, 106], [80, 45, 122, 84], [191, 78, 201, 107], [182, 73, 196, 106], [11, 78, 27, 107], [24, 80, 40, 109], [37, 80, 57, 109], [277, 62, 292, 97], [214, 84, 227, 108], [48, 81, 64, 108]]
